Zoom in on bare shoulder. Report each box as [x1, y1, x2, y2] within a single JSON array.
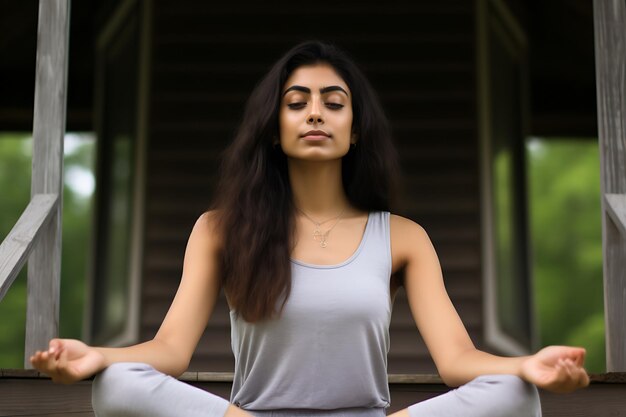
[[196, 209, 220, 228], [192, 209, 224, 250], [389, 213, 433, 269], [390, 213, 430, 249]]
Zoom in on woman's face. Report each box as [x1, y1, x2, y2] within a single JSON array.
[[278, 63, 355, 161]]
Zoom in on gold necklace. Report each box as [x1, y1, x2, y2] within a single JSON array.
[[297, 207, 346, 248]]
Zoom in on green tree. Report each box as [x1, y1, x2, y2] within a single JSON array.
[[0, 135, 31, 366], [527, 138, 605, 373]]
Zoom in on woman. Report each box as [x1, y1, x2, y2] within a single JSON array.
[[30, 40, 588, 417]]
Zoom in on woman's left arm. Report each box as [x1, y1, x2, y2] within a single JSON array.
[[391, 215, 589, 393]]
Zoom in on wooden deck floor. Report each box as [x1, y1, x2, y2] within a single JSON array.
[[1, 370, 625, 416]]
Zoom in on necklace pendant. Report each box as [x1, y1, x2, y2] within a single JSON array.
[[299, 208, 345, 249], [319, 232, 329, 248]]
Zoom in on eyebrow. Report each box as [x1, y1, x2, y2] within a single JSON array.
[[282, 85, 349, 97]]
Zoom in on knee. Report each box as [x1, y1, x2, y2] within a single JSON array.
[[472, 374, 542, 417], [92, 362, 156, 416]]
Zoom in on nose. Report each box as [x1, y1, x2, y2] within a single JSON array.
[[307, 98, 324, 124], [307, 114, 323, 124]]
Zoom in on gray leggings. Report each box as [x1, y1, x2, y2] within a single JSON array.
[[92, 362, 541, 417]]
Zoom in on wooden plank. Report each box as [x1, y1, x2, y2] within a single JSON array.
[[0, 194, 58, 301], [3, 368, 625, 383], [593, 0, 626, 371], [605, 193, 626, 237], [0, 379, 93, 417], [25, 0, 70, 369], [538, 384, 626, 417]]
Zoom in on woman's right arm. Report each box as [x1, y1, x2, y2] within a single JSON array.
[[31, 211, 225, 383]]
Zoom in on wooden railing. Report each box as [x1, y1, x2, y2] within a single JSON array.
[[594, 0, 626, 371], [0, 194, 59, 298], [0, 0, 70, 368]]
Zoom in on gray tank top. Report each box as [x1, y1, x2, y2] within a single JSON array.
[[229, 211, 392, 411]]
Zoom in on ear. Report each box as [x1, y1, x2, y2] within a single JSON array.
[[351, 133, 358, 144]]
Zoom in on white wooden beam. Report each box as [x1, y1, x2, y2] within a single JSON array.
[[25, 0, 70, 368], [0, 194, 58, 301], [593, 0, 626, 372]]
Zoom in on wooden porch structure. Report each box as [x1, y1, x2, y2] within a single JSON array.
[[1, 370, 625, 416], [1, 0, 626, 416]]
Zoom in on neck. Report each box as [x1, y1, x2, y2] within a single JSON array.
[[288, 158, 351, 218]]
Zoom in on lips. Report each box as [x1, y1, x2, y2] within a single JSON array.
[[301, 129, 330, 138]]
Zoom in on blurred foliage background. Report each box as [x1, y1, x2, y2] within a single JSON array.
[[0, 134, 606, 373], [527, 138, 605, 373], [0, 133, 94, 367]]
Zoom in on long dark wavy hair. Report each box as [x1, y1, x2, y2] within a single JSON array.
[[209, 40, 399, 322]]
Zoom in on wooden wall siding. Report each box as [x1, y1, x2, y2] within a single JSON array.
[[141, 0, 480, 374]]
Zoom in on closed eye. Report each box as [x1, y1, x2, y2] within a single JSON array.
[[287, 102, 344, 110], [287, 103, 306, 110]]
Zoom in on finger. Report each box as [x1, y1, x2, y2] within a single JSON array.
[[30, 352, 42, 365], [566, 360, 589, 387], [29, 351, 40, 365], [562, 359, 577, 388], [55, 348, 70, 383], [31, 351, 47, 370], [42, 350, 59, 376], [49, 340, 63, 356], [33, 351, 52, 374], [572, 353, 583, 367], [555, 359, 571, 387], [569, 347, 586, 363], [565, 359, 587, 392], [54, 345, 64, 361], [580, 369, 590, 387], [49, 338, 61, 350], [57, 347, 68, 370]]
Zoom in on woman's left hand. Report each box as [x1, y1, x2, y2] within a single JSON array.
[[519, 345, 590, 393]]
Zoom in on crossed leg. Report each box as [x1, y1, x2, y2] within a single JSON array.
[[92, 364, 541, 417]]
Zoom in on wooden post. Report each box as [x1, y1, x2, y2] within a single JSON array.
[[24, 0, 70, 368], [593, 0, 626, 372]]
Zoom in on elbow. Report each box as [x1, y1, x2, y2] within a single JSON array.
[[169, 355, 191, 378], [438, 370, 462, 387], [436, 350, 475, 387], [152, 337, 191, 378], [167, 355, 190, 378], [171, 363, 189, 378], [436, 342, 479, 386]]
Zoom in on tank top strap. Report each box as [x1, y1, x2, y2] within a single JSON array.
[[356, 211, 392, 277]]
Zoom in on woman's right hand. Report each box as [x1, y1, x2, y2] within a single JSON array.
[[30, 338, 107, 384]]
